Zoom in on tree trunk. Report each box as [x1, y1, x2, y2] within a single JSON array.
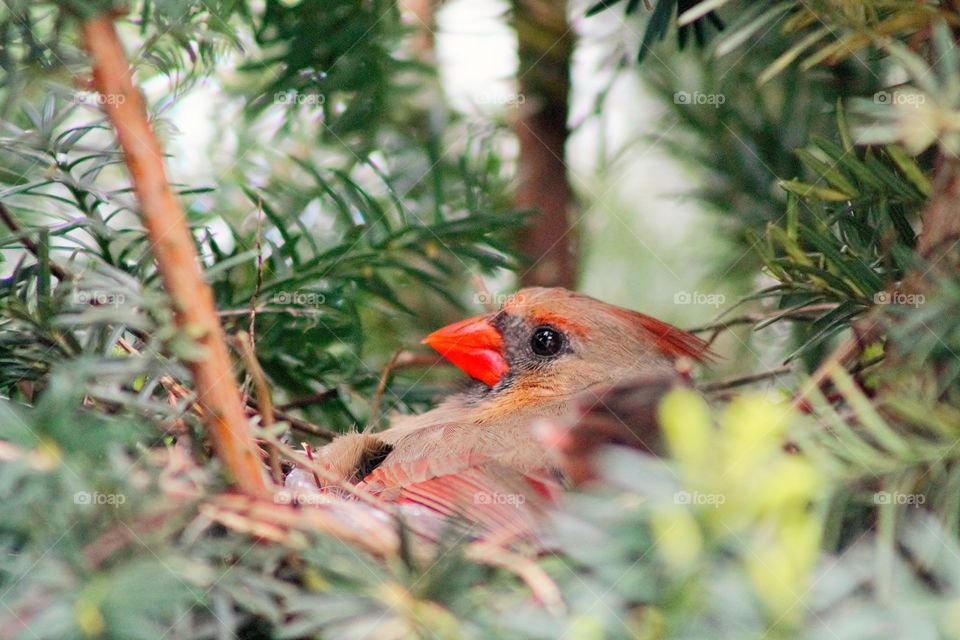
[[513, 0, 577, 288]]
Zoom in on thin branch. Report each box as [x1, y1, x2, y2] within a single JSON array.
[[689, 303, 839, 334], [699, 365, 793, 393], [303, 442, 323, 488], [0, 201, 73, 281], [217, 306, 328, 318], [277, 390, 338, 411], [247, 398, 339, 441], [366, 349, 402, 433], [80, 15, 268, 497], [235, 331, 282, 484], [249, 198, 265, 339]]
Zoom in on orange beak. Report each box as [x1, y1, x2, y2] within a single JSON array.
[[422, 315, 508, 386]]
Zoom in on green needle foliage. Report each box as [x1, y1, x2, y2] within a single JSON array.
[[4, 1, 960, 639]]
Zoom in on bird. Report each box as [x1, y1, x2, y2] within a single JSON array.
[[285, 287, 712, 540]]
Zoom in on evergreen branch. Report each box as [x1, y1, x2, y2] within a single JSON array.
[[79, 14, 268, 497], [0, 200, 73, 282]]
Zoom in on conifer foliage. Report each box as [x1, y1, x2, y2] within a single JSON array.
[[3, 1, 960, 638]]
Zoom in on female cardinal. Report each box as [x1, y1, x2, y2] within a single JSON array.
[[287, 287, 711, 538]]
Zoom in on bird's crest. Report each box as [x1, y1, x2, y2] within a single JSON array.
[[617, 309, 714, 362]]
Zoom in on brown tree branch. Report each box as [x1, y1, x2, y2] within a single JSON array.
[[0, 202, 73, 282], [688, 303, 840, 334], [80, 15, 269, 497], [699, 365, 793, 393]]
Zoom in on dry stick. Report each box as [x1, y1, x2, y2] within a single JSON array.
[[204, 493, 400, 558], [235, 331, 283, 484], [218, 306, 328, 318], [302, 443, 323, 488], [688, 303, 840, 334], [692, 303, 840, 350], [699, 365, 793, 393], [249, 198, 265, 340], [366, 349, 402, 433], [267, 435, 394, 512], [276, 411, 338, 441], [277, 389, 338, 411], [80, 15, 268, 497]]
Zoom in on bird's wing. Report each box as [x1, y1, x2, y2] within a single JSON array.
[[357, 453, 560, 539]]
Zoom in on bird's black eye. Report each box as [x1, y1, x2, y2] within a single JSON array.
[[530, 326, 564, 357]]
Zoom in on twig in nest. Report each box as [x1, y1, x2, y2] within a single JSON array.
[[303, 443, 322, 488], [247, 399, 339, 441], [81, 14, 267, 497], [366, 349, 402, 433], [201, 493, 400, 557], [235, 331, 282, 485], [265, 434, 392, 512]]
